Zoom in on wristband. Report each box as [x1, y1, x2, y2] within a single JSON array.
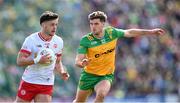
[[33, 55, 41, 64]]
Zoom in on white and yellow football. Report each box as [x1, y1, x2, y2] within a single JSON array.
[[37, 48, 56, 66]]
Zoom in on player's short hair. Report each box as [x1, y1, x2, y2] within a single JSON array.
[[40, 11, 59, 25], [88, 11, 107, 22]]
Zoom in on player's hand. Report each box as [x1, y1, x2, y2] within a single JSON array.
[[60, 72, 70, 81], [151, 28, 165, 36], [39, 54, 52, 64]]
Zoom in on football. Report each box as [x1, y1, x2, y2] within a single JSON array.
[[37, 48, 56, 66]]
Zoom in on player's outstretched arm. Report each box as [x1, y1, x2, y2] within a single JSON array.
[[124, 28, 165, 37]]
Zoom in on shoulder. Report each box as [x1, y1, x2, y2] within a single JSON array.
[[53, 35, 63, 43], [78, 33, 93, 46], [105, 26, 125, 38], [105, 26, 125, 34], [24, 32, 38, 41], [105, 26, 124, 33], [104, 26, 114, 32], [80, 33, 93, 42]]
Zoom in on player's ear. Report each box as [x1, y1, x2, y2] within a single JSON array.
[[41, 22, 45, 28], [101, 20, 105, 24], [102, 22, 105, 26]]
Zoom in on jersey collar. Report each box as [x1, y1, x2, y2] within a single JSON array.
[[38, 32, 52, 42]]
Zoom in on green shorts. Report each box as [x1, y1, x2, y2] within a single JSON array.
[[78, 70, 114, 90]]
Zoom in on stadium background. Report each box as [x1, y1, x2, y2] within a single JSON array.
[[0, 0, 179, 102]]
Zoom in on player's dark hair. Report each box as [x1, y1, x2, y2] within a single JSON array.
[[40, 11, 59, 25], [88, 11, 107, 22]]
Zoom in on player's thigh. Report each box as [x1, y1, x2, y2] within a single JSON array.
[[74, 89, 92, 102], [34, 94, 52, 102], [15, 96, 31, 103], [94, 80, 111, 95]]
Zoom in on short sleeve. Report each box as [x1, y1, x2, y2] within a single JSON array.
[[20, 37, 33, 54], [56, 36, 63, 56], [58, 38, 63, 54], [77, 38, 88, 54], [114, 28, 125, 38]]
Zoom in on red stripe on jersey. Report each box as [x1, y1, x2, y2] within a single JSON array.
[[38, 32, 52, 41], [20, 49, 31, 55], [38, 32, 46, 41]]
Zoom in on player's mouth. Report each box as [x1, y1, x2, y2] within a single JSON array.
[[51, 31, 56, 34], [92, 29, 97, 33]]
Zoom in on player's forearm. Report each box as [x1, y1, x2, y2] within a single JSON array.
[[17, 57, 35, 66], [125, 29, 154, 37], [75, 54, 87, 68], [55, 62, 65, 73]]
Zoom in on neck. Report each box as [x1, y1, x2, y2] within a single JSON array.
[[39, 31, 52, 41], [93, 29, 104, 39]]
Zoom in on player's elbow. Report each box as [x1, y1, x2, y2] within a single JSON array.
[[16, 61, 22, 66], [16, 59, 24, 66], [124, 29, 139, 37]]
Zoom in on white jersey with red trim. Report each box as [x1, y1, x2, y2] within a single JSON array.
[[20, 32, 63, 85]]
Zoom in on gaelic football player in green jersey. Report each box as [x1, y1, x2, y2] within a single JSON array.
[[73, 11, 165, 103]]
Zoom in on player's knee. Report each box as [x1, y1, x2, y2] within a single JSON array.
[[96, 92, 107, 99]]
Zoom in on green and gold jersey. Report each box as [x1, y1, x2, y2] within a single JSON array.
[[78, 26, 125, 75]]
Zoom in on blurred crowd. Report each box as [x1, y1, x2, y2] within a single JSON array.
[[0, 0, 179, 102]]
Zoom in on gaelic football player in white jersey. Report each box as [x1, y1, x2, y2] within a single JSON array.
[[15, 11, 69, 102]]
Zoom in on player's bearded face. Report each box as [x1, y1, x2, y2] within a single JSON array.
[[44, 19, 59, 36], [90, 19, 104, 35]]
